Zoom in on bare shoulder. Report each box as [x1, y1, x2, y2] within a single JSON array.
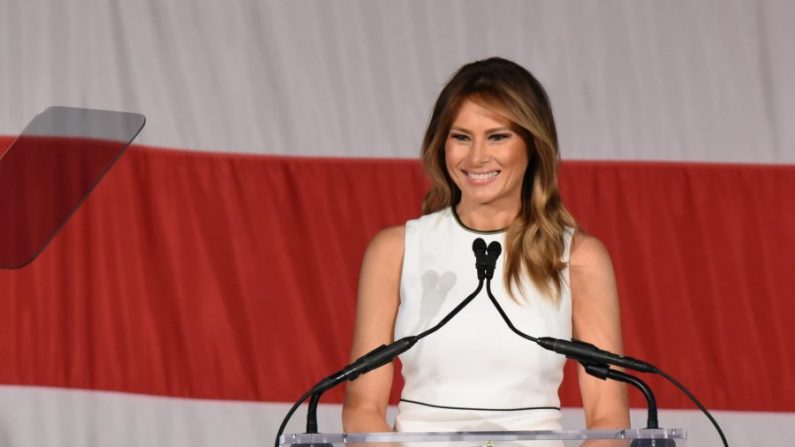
[[368, 225, 405, 250], [359, 224, 406, 295], [568, 229, 618, 304], [569, 229, 613, 269], [363, 225, 405, 263]]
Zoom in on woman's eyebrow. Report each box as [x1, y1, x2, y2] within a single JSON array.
[[449, 126, 512, 134]]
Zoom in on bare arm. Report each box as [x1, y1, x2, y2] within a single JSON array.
[[341, 225, 405, 433], [569, 231, 631, 429]]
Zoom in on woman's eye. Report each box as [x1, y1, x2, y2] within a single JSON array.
[[450, 133, 470, 142], [490, 133, 510, 142]]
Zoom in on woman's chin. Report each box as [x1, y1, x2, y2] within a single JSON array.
[[461, 193, 510, 208]]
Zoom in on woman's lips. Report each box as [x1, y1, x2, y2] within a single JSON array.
[[464, 170, 500, 184]]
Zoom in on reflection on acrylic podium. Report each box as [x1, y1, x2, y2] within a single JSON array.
[[280, 428, 685, 446]]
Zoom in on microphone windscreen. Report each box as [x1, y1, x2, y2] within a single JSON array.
[[472, 238, 487, 252], [487, 241, 502, 258]]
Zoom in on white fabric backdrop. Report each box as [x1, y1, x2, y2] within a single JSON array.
[[1, 0, 794, 162]]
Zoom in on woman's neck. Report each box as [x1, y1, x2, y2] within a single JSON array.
[[454, 201, 520, 232]]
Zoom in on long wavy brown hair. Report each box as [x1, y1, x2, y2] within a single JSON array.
[[421, 57, 576, 301]]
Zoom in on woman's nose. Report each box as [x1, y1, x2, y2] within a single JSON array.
[[467, 138, 490, 164]]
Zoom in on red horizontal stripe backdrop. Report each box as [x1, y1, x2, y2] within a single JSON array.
[[1, 137, 793, 411]]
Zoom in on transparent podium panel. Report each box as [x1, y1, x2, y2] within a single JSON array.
[[280, 428, 685, 446]]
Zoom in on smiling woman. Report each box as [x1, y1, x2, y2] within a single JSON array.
[[419, 58, 577, 300], [342, 57, 629, 435]]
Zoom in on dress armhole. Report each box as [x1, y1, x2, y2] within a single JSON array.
[[399, 220, 417, 307], [562, 226, 576, 264]]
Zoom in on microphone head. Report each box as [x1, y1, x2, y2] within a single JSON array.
[[487, 241, 502, 260], [472, 238, 487, 253], [472, 238, 488, 280]]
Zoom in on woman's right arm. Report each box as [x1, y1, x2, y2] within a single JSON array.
[[341, 225, 405, 433]]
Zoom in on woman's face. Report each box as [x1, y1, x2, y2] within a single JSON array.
[[445, 99, 529, 210]]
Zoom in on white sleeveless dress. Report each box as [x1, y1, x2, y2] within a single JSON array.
[[393, 207, 574, 433]]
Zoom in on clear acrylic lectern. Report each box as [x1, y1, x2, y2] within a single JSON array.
[[280, 428, 685, 446]]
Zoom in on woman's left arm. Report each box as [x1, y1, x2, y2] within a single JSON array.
[[569, 231, 631, 429]]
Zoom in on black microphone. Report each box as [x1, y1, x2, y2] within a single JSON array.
[[473, 238, 501, 279], [275, 238, 490, 447], [310, 336, 418, 395], [472, 238, 488, 280], [487, 240, 502, 259], [535, 337, 658, 373], [485, 241, 501, 279]]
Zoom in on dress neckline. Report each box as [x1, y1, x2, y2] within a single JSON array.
[[450, 206, 509, 235]]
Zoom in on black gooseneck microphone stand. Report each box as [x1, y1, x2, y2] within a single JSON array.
[[274, 239, 490, 447], [582, 363, 660, 428], [582, 363, 673, 447], [479, 240, 727, 447]]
